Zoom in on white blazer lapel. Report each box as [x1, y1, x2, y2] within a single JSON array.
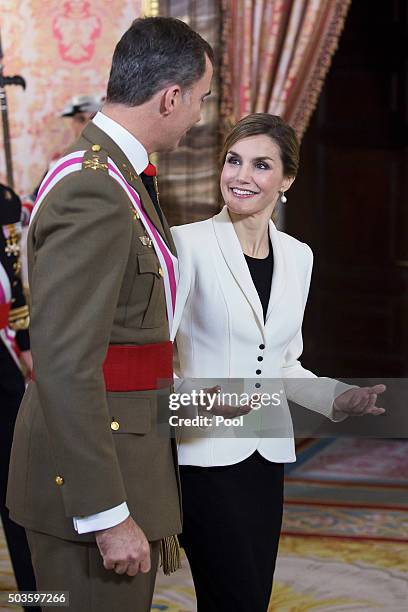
[[265, 220, 287, 324], [212, 206, 265, 331]]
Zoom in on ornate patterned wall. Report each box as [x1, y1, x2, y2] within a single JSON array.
[[0, 0, 142, 195]]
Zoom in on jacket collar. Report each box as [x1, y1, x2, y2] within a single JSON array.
[[212, 206, 286, 331], [81, 121, 174, 251]]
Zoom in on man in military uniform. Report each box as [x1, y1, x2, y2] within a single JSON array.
[[0, 184, 39, 612], [7, 17, 213, 612]]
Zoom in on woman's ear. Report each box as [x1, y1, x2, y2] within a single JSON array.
[[281, 175, 295, 192]]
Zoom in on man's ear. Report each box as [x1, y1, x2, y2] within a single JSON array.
[[160, 85, 182, 116]]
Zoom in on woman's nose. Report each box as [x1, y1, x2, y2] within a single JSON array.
[[235, 164, 252, 183]]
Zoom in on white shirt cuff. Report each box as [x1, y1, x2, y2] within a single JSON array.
[[72, 502, 129, 534]]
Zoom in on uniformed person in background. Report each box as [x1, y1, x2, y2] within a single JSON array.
[[7, 17, 213, 612], [0, 183, 39, 612], [60, 94, 103, 139]]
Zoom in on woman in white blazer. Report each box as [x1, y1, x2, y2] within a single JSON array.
[[170, 114, 385, 612]]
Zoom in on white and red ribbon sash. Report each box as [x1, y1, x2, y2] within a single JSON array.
[[107, 158, 179, 332], [29, 151, 178, 333], [0, 261, 21, 368], [29, 151, 86, 227]]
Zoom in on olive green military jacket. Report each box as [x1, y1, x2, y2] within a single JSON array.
[[7, 122, 181, 543]]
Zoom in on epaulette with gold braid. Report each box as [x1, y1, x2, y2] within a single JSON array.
[[9, 304, 30, 330], [82, 144, 109, 173]]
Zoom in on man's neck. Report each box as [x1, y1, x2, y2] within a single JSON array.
[[101, 104, 157, 155]]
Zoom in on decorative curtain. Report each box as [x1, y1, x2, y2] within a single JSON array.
[[221, 0, 352, 139], [0, 0, 143, 196], [156, 0, 221, 226]]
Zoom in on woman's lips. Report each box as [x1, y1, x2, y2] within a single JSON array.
[[230, 187, 259, 199]]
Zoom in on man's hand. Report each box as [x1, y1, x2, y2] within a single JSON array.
[[95, 516, 150, 577], [334, 384, 386, 418]]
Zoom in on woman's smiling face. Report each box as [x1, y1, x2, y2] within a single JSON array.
[[220, 134, 293, 217]]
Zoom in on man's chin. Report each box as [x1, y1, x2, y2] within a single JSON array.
[[156, 139, 181, 153]]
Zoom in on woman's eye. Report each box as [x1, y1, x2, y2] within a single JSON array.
[[226, 156, 240, 165], [255, 161, 270, 170]]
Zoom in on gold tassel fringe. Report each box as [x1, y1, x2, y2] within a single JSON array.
[[159, 535, 181, 575]]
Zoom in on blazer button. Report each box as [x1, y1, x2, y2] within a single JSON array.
[[257, 356, 263, 362], [111, 421, 120, 431], [259, 344, 265, 350], [256, 369, 261, 375], [55, 475, 64, 486], [158, 267, 164, 277]]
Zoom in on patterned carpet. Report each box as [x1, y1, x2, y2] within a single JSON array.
[[2, 439, 407, 610], [283, 438, 408, 543]]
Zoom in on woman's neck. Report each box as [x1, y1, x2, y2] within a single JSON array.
[[228, 207, 271, 258]]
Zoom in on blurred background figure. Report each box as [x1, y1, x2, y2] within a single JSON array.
[[60, 94, 103, 139]]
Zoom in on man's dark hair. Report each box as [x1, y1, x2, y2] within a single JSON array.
[[106, 17, 214, 106]]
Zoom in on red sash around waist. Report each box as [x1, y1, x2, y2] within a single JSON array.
[[32, 342, 173, 391], [0, 303, 11, 329], [103, 341, 173, 391]]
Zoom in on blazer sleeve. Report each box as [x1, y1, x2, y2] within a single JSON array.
[[282, 244, 355, 421], [29, 170, 132, 517]]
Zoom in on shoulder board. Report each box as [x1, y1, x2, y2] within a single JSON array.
[[82, 145, 109, 173]]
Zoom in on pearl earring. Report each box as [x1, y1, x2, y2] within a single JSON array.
[[280, 191, 287, 204]]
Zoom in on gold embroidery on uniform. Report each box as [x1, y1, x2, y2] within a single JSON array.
[[4, 224, 20, 257], [13, 260, 22, 275], [122, 164, 138, 183], [153, 175, 160, 207], [9, 305, 30, 330], [9, 315, 30, 331], [83, 157, 108, 171]]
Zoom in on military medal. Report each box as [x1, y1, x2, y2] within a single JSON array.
[[139, 236, 152, 247]]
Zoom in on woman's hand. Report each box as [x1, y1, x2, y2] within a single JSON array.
[[201, 386, 254, 418], [333, 384, 386, 418]]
